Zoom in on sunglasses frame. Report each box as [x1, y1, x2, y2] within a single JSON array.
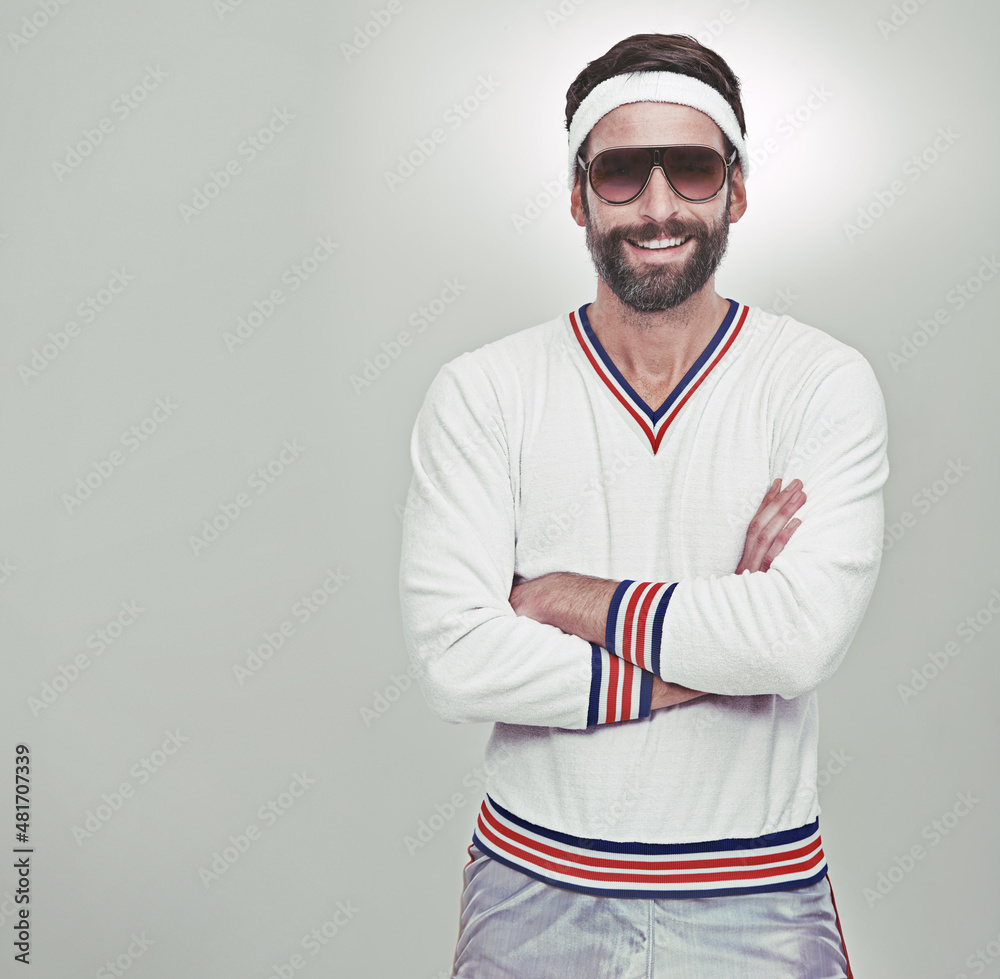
[[577, 143, 739, 205]]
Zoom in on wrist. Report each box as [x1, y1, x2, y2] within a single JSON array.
[[605, 580, 677, 675], [650, 676, 708, 710], [546, 572, 618, 647]]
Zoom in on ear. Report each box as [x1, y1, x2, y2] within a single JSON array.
[[570, 173, 586, 227], [727, 164, 747, 223]]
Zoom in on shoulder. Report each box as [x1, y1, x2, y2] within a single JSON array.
[[743, 306, 882, 399], [741, 308, 887, 455], [425, 311, 567, 404]]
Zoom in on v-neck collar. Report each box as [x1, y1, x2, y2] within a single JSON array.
[[568, 299, 750, 455]]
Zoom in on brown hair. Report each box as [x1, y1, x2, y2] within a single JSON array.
[[566, 33, 747, 162]]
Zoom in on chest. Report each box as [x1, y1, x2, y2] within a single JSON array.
[[622, 370, 687, 414], [510, 372, 775, 583]]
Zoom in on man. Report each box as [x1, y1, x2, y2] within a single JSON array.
[[399, 33, 886, 977]]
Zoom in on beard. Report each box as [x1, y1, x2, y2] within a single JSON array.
[[583, 190, 732, 313]]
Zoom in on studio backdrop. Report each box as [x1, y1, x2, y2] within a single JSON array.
[[1, 0, 997, 976]]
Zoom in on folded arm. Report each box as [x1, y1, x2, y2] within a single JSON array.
[[510, 479, 807, 707], [510, 354, 889, 701], [399, 355, 655, 730]]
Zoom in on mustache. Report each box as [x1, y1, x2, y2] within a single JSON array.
[[608, 220, 706, 242]]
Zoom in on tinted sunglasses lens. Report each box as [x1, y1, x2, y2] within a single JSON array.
[[662, 146, 726, 201], [589, 148, 651, 203]]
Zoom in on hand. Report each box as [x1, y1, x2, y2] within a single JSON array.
[[508, 573, 547, 622], [650, 676, 706, 710], [735, 478, 806, 575], [650, 478, 806, 712]]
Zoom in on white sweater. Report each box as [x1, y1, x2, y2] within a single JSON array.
[[399, 300, 888, 897]]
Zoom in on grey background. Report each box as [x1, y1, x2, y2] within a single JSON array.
[[1, 0, 997, 976]]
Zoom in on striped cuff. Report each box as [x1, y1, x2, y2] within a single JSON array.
[[587, 644, 652, 726], [605, 579, 677, 676]]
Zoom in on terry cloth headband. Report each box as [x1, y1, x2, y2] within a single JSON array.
[[566, 70, 750, 189]]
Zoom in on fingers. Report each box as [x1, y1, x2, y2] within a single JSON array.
[[755, 477, 784, 519], [752, 487, 805, 567], [761, 484, 806, 541], [755, 480, 805, 539], [755, 478, 801, 520], [759, 517, 801, 572], [737, 478, 807, 574]]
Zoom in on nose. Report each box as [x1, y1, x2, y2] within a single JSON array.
[[636, 164, 684, 222]]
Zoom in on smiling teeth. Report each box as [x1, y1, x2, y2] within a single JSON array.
[[633, 236, 688, 250]]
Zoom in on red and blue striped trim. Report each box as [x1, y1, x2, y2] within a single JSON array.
[[569, 299, 749, 454], [606, 580, 676, 676], [587, 644, 652, 726], [473, 795, 828, 898]]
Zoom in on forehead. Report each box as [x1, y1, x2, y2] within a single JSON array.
[[587, 101, 725, 154]]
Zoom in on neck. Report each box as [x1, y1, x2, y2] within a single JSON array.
[[585, 277, 731, 382]]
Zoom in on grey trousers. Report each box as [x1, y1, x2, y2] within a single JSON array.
[[453, 845, 853, 978]]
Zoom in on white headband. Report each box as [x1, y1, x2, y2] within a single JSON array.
[[566, 70, 749, 190]]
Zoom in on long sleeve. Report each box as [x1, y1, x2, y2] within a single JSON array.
[[604, 350, 889, 700], [399, 354, 652, 728]]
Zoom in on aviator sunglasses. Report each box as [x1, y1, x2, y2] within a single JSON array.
[[577, 143, 738, 205]]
